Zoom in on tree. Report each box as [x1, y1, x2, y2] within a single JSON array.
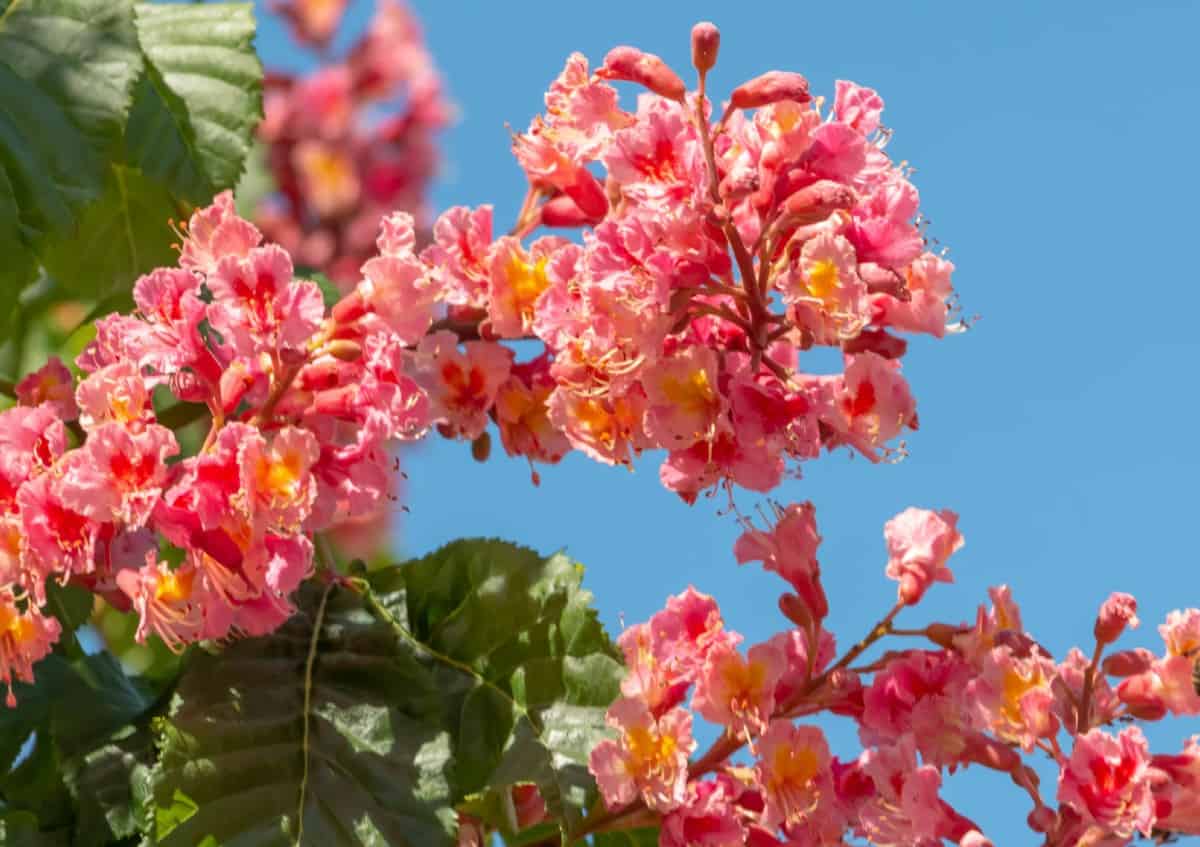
[[1, 3, 1197, 845]]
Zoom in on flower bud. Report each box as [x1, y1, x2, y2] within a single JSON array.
[[1102, 648, 1155, 677], [781, 179, 857, 224], [563, 168, 609, 220], [690, 22, 720, 75], [924, 622, 960, 649], [539, 195, 593, 228], [1027, 806, 1056, 833], [597, 46, 687, 102], [1094, 592, 1139, 646], [331, 288, 368, 325], [778, 592, 813, 630], [730, 70, 811, 109], [1116, 673, 1168, 721], [471, 431, 492, 463], [323, 339, 363, 362]]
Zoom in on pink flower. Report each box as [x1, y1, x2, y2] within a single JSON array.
[[411, 331, 512, 440], [357, 212, 440, 344], [75, 361, 153, 431], [589, 697, 695, 812], [861, 650, 974, 767], [422, 205, 494, 309], [178, 190, 261, 275], [1151, 736, 1200, 835], [493, 355, 569, 467], [0, 587, 60, 706], [487, 236, 565, 338], [208, 244, 325, 359], [240, 426, 319, 531], [968, 644, 1059, 750], [692, 639, 785, 737], [883, 507, 963, 605], [642, 346, 725, 448], [18, 474, 102, 596], [116, 554, 204, 652], [660, 778, 745, 847], [833, 80, 885, 135], [61, 423, 178, 528], [1057, 727, 1156, 839], [15, 356, 77, 420], [755, 720, 832, 830], [734, 501, 827, 624]]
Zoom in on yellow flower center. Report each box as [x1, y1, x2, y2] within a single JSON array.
[[770, 743, 819, 793], [626, 726, 676, 770], [506, 254, 550, 318], [155, 569, 194, 605], [806, 259, 840, 303], [660, 368, 716, 418]]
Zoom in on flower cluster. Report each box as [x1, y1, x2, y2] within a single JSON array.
[[398, 21, 959, 502], [0, 192, 434, 700], [257, 0, 449, 285], [587, 502, 1200, 845]]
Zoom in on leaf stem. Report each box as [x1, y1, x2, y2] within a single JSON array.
[[295, 581, 334, 847]]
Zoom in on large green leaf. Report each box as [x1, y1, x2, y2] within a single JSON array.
[[127, 2, 262, 202], [0, 0, 263, 311], [147, 540, 625, 847], [40, 164, 182, 299], [0, 0, 141, 243]]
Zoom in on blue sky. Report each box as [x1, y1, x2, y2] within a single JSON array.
[[257, 2, 1200, 842]]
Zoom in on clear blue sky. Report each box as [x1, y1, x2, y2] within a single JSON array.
[[257, 2, 1200, 842]]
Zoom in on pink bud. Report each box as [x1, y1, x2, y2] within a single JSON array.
[[778, 592, 813, 629], [1116, 673, 1168, 721], [1094, 592, 1139, 646], [597, 46, 687, 102], [690, 22, 720, 75], [331, 288, 368, 325], [781, 179, 858, 224], [843, 328, 908, 360], [1102, 648, 1155, 677], [730, 70, 811, 109], [563, 168, 609, 220], [539, 195, 593, 228], [1027, 806, 1056, 833]]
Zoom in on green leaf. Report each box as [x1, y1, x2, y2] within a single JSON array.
[[63, 725, 154, 847], [0, 0, 141, 242], [40, 164, 181, 299], [148, 540, 625, 846], [0, 810, 70, 847], [127, 2, 262, 202], [0, 653, 153, 773]]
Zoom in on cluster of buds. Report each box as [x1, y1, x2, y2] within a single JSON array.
[[403, 21, 959, 501], [587, 502, 1200, 846], [257, 0, 449, 285]]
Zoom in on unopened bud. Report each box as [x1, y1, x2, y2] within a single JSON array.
[[1101, 648, 1154, 677], [730, 70, 811, 110], [781, 179, 857, 224], [331, 288, 368, 325], [323, 339, 362, 362], [1027, 806, 1056, 833], [563, 169, 609, 220], [540, 195, 593, 228], [1116, 674, 1168, 721], [1094, 591, 1139, 646], [471, 431, 492, 463], [778, 592, 815, 630], [842, 328, 907, 360], [690, 22, 720, 75], [924, 622, 960, 649], [597, 46, 687, 102]]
